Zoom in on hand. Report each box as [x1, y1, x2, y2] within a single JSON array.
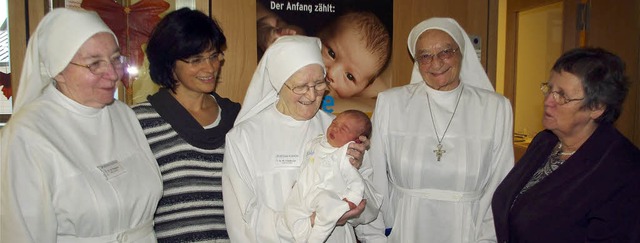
[[310, 211, 316, 227], [257, 16, 302, 52], [257, 16, 282, 52], [345, 199, 357, 210], [336, 199, 366, 226], [347, 135, 369, 169]]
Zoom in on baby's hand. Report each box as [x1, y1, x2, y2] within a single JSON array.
[[257, 16, 302, 52], [344, 198, 357, 210]]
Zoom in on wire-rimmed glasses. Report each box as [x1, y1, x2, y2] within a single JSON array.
[[69, 56, 127, 75], [179, 52, 225, 67], [283, 81, 328, 95], [540, 82, 584, 105], [416, 48, 459, 65]]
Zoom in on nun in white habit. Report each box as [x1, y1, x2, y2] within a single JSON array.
[[222, 35, 386, 243], [0, 8, 162, 242], [368, 17, 514, 242]]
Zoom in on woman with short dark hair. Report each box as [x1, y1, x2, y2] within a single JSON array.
[[132, 8, 240, 242]]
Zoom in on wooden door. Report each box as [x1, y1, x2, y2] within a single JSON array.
[[583, 0, 640, 146]]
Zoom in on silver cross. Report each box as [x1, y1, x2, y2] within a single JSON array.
[[433, 143, 446, 161]]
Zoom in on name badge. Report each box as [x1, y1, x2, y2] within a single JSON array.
[[273, 153, 301, 167], [97, 160, 127, 180]]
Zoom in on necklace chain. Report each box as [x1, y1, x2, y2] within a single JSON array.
[[426, 85, 464, 161], [557, 142, 576, 156]]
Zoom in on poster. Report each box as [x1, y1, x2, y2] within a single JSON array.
[[256, 0, 393, 115]]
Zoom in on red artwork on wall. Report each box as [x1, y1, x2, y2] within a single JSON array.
[[1, 72, 10, 99], [81, 0, 170, 88]]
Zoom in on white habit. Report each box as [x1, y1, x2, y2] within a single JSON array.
[[224, 105, 383, 243], [368, 17, 514, 243], [1, 86, 163, 242], [0, 8, 162, 242], [370, 83, 513, 242], [223, 36, 384, 243], [285, 135, 365, 243]]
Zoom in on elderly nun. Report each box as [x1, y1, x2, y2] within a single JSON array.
[[368, 17, 514, 242], [1, 8, 162, 242], [222, 35, 385, 243]]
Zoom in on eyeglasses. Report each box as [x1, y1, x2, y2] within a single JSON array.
[[283, 81, 328, 95], [179, 52, 224, 67], [69, 56, 126, 76], [416, 48, 459, 65], [540, 82, 584, 105]]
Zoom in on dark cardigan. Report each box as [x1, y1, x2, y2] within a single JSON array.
[[492, 124, 640, 243]]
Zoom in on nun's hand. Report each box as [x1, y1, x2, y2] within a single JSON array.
[[336, 199, 366, 226], [347, 135, 369, 169]]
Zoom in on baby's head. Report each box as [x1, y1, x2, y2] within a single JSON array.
[[326, 110, 372, 147], [318, 11, 391, 98]]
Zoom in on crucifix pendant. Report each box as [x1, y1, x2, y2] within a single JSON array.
[[433, 143, 446, 161]]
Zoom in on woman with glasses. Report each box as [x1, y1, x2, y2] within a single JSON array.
[[492, 47, 640, 242], [368, 17, 514, 242], [131, 8, 240, 242], [0, 8, 162, 242], [223, 35, 385, 242]]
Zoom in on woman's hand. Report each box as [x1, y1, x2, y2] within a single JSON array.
[[336, 199, 366, 226], [347, 135, 370, 169]]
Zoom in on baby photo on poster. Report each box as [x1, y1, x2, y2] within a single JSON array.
[[256, 0, 393, 115]]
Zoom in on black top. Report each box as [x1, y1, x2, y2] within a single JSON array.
[[147, 88, 240, 149]]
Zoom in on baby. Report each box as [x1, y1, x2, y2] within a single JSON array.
[[256, 5, 391, 112], [316, 11, 391, 100], [285, 110, 372, 243]]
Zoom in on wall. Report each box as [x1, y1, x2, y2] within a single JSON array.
[[208, 0, 496, 104], [390, 0, 495, 89], [9, 0, 496, 107], [585, 0, 640, 145], [208, 1, 257, 104], [496, 0, 506, 93]]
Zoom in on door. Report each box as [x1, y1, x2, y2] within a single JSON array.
[[505, 0, 573, 160], [583, 0, 640, 146], [513, 2, 563, 139], [505, 0, 640, 161]]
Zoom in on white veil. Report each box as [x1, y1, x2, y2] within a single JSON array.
[[235, 35, 324, 125], [407, 17, 494, 91], [13, 8, 115, 112]]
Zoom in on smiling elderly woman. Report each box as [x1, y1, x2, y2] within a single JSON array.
[[368, 17, 514, 242], [1, 8, 161, 242], [492, 47, 640, 242], [222, 35, 385, 242]]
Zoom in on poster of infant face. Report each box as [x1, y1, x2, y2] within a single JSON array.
[[256, 0, 393, 116]]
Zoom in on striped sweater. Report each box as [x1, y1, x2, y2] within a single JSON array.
[[133, 90, 239, 243]]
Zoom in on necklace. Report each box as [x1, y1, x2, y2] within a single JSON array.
[[556, 142, 576, 156], [426, 85, 464, 161]]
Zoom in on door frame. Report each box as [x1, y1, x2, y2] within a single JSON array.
[[503, 0, 577, 110]]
